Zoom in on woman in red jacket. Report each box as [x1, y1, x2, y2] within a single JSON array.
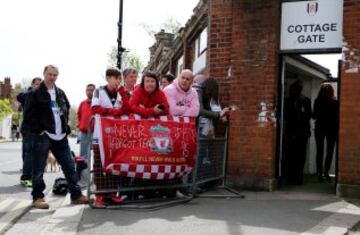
[[129, 71, 169, 117]]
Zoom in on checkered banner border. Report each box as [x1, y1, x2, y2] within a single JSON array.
[[105, 163, 193, 180]]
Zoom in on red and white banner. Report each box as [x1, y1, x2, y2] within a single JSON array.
[[96, 115, 197, 180]]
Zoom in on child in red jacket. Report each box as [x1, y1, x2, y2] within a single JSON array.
[[129, 71, 169, 117]]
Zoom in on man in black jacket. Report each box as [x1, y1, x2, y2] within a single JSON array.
[[24, 65, 91, 209], [16, 77, 41, 187], [283, 80, 312, 185]]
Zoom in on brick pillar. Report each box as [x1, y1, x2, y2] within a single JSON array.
[[208, 0, 280, 190], [337, 0, 360, 198], [208, 0, 233, 105]]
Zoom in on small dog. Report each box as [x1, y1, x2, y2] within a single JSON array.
[[47, 151, 60, 172]]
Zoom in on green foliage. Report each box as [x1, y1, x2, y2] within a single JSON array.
[[163, 18, 182, 36], [12, 112, 22, 126], [107, 47, 144, 72], [0, 99, 13, 122], [140, 17, 182, 37]]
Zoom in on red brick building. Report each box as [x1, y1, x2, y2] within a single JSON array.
[[146, 0, 360, 198]]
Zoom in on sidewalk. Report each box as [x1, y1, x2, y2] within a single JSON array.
[[5, 190, 360, 235], [0, 138, 20, 143]]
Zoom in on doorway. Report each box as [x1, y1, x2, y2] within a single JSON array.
[[277, 53, 341, 194]]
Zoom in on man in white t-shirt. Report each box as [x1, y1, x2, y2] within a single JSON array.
[[24, 65, 91, 209]]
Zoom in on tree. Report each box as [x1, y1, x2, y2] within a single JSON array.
[[0, 99, 13, 122], [107, 17, 181, 71], [107, 48, 144, 71], [140, 17, 182, 38]]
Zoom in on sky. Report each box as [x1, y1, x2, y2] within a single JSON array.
[[0, 1, 342, 107], [0, 0, 198, 106], [303, 54, 342, 78]]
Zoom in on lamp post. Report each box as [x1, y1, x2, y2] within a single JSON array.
[[117, 0, 126, 69]]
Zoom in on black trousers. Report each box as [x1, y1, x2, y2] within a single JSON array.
[[315, 129, 337, 175], [283, 135, 308, 185]]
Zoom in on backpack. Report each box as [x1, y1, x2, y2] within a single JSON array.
[[52, 177, 68, 195]]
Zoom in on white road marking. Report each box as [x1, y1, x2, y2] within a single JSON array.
[[0, 199, 13, 212], [0, 198, 32, 233]]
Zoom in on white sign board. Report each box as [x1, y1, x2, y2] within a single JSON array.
[[280, 0, 343, 52]]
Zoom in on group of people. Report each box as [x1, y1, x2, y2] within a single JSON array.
[[18, 64, 232, 209], [16, 64, 339, 208], [283, 80, 339, 185], [79, 67, 231, 206]]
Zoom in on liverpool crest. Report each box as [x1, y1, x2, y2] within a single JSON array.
[[150, 124, 173, 154]]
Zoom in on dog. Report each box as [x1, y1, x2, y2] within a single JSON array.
[[46, 151, 60, 172]]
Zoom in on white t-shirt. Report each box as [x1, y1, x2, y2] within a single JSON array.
[[91, 86, 124, 142], [91, 86, 123, 109], [46, 88, 66, 140]]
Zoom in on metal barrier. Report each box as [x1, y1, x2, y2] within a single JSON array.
[[87, 145, 194, 210], [86, 115, 243, 210], [192, 127, 244, 198]]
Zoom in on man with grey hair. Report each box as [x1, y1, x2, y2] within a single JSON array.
[[122, 68, 138, 97], [24, 65, 91, 209], [163, 69, 200, 117]]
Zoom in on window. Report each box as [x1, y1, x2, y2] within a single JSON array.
[[197, 27, 208, 57], [177, 55, 184, 76]]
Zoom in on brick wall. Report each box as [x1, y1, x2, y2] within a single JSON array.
[[337, 0, 360, 197], [208, 0, 280, 190], [208, 0, 233, 105], [146, 0, 360, 194]]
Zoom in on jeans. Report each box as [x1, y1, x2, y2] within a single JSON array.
[[315, 129, 337, 175], [21, 134, 34, 181], [31, 134, 82, 200], [79, 132, 91, 163]]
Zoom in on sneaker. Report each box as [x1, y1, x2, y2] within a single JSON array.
[[71, 194, 92, 205], [104, 193, 127, 204], [33, 198, 49, 209], [176, 190, 185, 198], [20, 180, 32, 187], [94, 195, 106, 208], [24, 180, 32, 187]]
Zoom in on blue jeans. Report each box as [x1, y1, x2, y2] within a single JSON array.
[[31, 134, 82, 200], [79, 132, 91, 163], [21, 134, 34, 181]]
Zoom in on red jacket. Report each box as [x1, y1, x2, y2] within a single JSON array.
[[129, 86, 169, 117], [77, 99, 92, 133]]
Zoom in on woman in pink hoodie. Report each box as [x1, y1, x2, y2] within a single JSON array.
[[163, 69, 200, 117]]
